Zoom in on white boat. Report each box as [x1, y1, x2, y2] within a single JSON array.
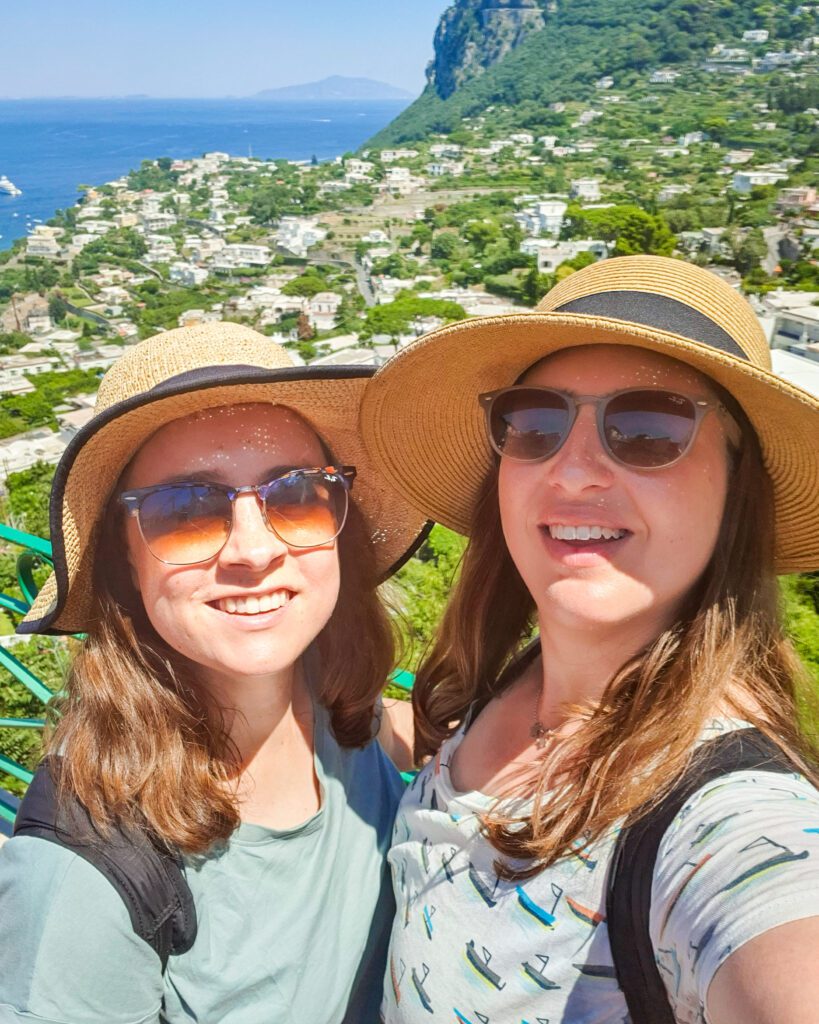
[[0, 176, 22, 196]]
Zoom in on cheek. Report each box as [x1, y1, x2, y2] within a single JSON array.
[[302, 548, 341, 612], [497, 464, 540, 573]]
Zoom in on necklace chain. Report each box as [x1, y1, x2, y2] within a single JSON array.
[[531, 683, 554, 750]]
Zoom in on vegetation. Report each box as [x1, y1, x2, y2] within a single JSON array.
[[370, 0, 813, 144], [0, 369, 100, 440]]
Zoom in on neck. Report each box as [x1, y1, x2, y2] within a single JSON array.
[[199, 660, 312, 768], [533, 608, 671, 725]]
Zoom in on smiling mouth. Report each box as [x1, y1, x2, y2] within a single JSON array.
[[547, 524, 629, 543], [214, 591, 292, 615]]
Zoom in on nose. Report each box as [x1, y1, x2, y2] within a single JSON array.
[[217, 492, 288, 571], [543, 403, 615, 494]]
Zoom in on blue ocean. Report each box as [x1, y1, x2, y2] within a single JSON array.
[[0, 98, 409, 250]]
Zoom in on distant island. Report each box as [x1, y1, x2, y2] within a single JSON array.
[[254, 76, 414, 102]]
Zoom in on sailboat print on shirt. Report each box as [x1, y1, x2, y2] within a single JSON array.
[[521, 953, 561, 990], [469, 862, 501, 907], [516, 882, 563, 928], [465, 940, 507, 990], [719, 835, 809, 893], [411, 962, 433, 1013]]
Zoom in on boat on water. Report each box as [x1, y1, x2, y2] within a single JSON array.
[[0, 176, 22, 196]]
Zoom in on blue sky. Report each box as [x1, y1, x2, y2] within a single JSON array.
[[1, 1, 451, 98]]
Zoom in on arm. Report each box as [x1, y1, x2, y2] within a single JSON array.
[[0, 836, 163, 1024], [377, 696, 415, 772], [650, 768, 819, 1024], [707, 917, 819, 1024]]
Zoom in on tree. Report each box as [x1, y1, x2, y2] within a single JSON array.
[[392, 526, 467, 667], [6, 461, 56, 539], [431, 232, 460, 261], [48, 295, 68, 324]]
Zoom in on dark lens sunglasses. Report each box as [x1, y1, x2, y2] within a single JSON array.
[[479, 387, 725, 470], [119, 466, 356, 565]]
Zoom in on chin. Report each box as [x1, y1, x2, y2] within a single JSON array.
[[541, 579, 661, 630]]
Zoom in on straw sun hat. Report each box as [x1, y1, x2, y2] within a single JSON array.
[[20, 322, 428, 636], [362, 255, 819, 573]]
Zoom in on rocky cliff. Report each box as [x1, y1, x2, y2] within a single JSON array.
[[428, 0, 550, 99], [368, 0, 809, 146]]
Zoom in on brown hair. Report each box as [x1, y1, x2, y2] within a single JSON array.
[[47, 490, 395, 856], [413, 389, 819, 879]]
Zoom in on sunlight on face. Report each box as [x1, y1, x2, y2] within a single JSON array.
[[123, 403, 341, 693], [497, 345, 733, 639]]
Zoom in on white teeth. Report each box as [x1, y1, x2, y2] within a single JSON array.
[[548, 525, 626, 541], [217, 591, 290, 615]]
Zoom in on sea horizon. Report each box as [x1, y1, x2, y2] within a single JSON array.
[[0, 97, 410, 250]]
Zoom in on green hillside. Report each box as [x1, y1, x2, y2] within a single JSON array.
[[369, 0, 815, 145]]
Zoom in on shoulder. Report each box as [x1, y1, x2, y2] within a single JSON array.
[[650, 767, 819, 1017], [0, 835, 163, 1023]]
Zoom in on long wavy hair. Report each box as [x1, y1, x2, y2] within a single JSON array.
[[47, 473, 395, 856], [413, 384, 819, 879]]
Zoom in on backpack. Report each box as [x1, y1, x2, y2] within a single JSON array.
[[13, 729, 794, 1001], [12, 758, 196, 970], [606, 727, 795, 1024]]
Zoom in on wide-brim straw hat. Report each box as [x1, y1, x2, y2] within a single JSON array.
[[362, 255, 819, 573], [20, 322, 428, 635]]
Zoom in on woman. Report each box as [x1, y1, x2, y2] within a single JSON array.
[[362, 256, 819, 1023], [0, 322, 426, 1024]]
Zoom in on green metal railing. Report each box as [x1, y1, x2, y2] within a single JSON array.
[[0, 523, 417, 825], [0, 523, 54, 826]]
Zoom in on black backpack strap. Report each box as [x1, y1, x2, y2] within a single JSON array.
[[13, 760, 197, 970], [606, 728, 795, 1024]]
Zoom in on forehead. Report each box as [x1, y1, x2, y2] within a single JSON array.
[[521, 344, 716, 395], [125, 403, 326, 486]]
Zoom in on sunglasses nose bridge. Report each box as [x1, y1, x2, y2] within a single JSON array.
[[219, 488, 288, 564]]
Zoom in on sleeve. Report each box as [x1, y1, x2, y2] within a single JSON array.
[[649, 769, 819, 1024], [0, 836, 163, 1024]]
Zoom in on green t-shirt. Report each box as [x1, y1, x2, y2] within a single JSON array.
[[0, 702, 403, 1024]]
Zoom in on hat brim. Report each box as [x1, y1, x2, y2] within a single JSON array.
[[362, 312, 819, 574], [21, 365, 430, 635]]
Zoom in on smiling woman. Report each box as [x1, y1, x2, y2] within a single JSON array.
[[362, 255, 819, 1024], [0, 323, 426, 1024]]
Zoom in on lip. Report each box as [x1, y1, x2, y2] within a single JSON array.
[[207, 586, 296, 603], [539, 526, 631, 567], [205, 587, 296, 627]]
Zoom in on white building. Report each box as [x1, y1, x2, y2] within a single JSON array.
[[26, 226, 62, 259], [425, 161, 465, 178], [169, 263, 210, 287], [307, 291, 343, 332], [220, 243, 271, 267], [650, 70, 680, 84], [275, 217, 328, 257], [743, 29, 769, 43], [380, 149, 419, 163], [383, 167, 425, 196], [570, 179, 601, 202], [535, 239, 608, 273], [0, 430, 67, 482], [429, 143, 462, 159], [732, 170, 789, 192], [658, 184, 692, 202]]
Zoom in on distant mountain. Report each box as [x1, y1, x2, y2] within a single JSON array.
[[254, 76, 414, 102], [369, 0, 811, 144]]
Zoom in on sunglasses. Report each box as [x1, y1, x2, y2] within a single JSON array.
[[479, 387, 725, 470], [119, 466, 356, 565]]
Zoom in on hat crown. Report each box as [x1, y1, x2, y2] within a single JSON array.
[[536, 255, 770, 370], [95, 322, 297, 414]]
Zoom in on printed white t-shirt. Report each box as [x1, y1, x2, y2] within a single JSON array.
[[382, 721, 819, 1024]]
